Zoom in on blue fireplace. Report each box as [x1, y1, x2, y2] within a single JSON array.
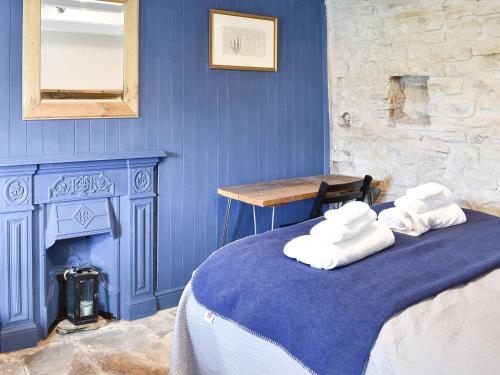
[[0, 153, 165, 352]]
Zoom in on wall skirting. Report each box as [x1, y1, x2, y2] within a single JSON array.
[[156, 287, 185, 310], [0, 322, 39, 353]]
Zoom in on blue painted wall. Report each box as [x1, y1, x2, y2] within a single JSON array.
[[0, 0, 328, 306]]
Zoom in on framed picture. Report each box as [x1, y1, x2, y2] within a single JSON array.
[[209, 9, 278, 72]]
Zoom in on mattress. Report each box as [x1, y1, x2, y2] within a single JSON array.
[[171, 268, 500, 375]]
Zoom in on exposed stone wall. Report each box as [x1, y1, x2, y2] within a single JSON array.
[[326, 0, 500, 214]]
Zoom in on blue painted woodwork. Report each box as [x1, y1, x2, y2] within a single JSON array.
[[0, 165, 38, 352], [120, 160, 157, 320], [0, 157, 161, 351], [0, 0, 328, 351], [153, 0, 329, 308]]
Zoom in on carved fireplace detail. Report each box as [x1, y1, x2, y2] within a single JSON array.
[[0, 155, 164, 352]]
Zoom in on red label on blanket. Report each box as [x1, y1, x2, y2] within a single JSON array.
[[203, 310, 215, 324]]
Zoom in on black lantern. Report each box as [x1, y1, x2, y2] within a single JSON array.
[[65, 267, 99, 325]]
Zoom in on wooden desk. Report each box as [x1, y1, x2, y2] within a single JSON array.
[[218, 174, 379, 246]]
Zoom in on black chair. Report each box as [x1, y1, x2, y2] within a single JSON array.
[[281, 175, 373, 227], [308, 175, 373, 220]]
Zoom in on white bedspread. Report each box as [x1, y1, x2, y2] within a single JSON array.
[[366, 268, 500, 375], [171, 268, 500, 375]]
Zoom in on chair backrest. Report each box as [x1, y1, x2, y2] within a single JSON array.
[[308, 175, 373, 220]]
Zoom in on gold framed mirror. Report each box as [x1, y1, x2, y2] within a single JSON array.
[[23, 0, 139, 120]]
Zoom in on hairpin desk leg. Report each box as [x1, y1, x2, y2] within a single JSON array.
[[220, 198, 232, 248], [253, 205, 257, 235], [271, 206, 276, 230]]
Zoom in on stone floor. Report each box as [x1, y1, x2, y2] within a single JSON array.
[[0, 308, 177, 375]]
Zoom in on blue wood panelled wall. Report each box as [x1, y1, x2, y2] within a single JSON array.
[[0, 0, 328, 307]]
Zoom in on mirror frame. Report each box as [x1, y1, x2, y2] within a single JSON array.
[[22, 0, 139, 120]]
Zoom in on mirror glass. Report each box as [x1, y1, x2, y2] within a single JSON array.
[[41, 0, 125, 100]]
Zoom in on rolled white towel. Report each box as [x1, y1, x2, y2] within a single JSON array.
[[395, 195, 450, 214], [378, 207, 430, 236], [324, 201, 371, 225], [378, 207, 414, 232], [310, 209, 377, 243], [406, 182, 451, 202], [284, 222, 395, 270], [378, 202, 467, 236], [419, 202, 467, 229]]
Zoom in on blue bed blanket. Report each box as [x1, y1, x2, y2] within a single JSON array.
[[192, 204, 500, 375]]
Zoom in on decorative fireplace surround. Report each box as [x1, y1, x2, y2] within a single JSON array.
[[0, 152, 165, 352]]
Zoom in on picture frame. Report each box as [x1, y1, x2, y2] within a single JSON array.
[[209, 9, 278, 72]]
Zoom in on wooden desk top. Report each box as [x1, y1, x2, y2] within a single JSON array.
[[218, 175, 379, 207]]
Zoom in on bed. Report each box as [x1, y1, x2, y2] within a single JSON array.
[[170, 203, 500, 375]]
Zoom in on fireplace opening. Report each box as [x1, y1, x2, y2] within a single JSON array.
[[388, 75, 430, 126], [45, 233, 118, 334]]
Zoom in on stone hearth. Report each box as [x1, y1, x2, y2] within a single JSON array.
[[0, 307, 176, 375]]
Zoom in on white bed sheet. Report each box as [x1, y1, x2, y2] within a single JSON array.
[[171, 268, 500, 375]]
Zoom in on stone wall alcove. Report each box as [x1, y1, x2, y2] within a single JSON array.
[[327, 0, 500, 214], [388, 75, 430, 126]]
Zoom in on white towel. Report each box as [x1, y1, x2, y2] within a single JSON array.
[[310, 209, 377, 243], [324, 201, 371, 225], [394, 195, 450, 214], [378, 202, 467, 236], [284, 222, 395, 270], [406, 182, 451, 202], [378, 207, 430, 236], [420, 202, 467, 229]]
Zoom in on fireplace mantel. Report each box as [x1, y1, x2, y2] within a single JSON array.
[[0, 152, 166, 352], [0, 150, 168, 168]]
